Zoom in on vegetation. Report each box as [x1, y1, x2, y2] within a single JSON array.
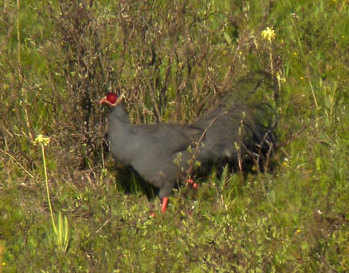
[[1, 0, 349, 272]]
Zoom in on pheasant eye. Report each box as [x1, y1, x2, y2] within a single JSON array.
[[106, 93, 118, 104]]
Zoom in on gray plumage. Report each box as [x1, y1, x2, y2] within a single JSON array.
[[104, 99, 275, 200]]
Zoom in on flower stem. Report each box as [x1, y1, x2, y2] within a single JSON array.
[[41, 144, 57, 233], [269, 43, 274, 76]]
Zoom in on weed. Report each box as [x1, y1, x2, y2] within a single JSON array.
[[34, 134, 69, 254]]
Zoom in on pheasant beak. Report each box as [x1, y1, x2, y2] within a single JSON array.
[[99, 96, 112, 106]]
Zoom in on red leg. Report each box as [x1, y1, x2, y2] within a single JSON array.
[[186, 178, 199, 189], [161, 197, 169, 213]]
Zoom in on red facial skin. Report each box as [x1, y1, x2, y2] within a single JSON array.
[[99, 93, 118, 106]]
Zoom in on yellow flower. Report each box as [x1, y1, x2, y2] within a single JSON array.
[[282, 157, 289, 167], [276, 72, 286, 83], [261, 27, 276, 42], [34, 134, 51, 146]]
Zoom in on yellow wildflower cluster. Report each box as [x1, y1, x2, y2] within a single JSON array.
[[261, 27, 276, 42], [34, 134, 51, 146]]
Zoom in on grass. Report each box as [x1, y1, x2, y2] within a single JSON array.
[[1, 0, 349, 272]]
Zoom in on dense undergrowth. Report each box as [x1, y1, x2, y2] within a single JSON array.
[[1, 0, 349, 272]]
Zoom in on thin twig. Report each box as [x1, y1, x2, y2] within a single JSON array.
[[185, 113, 220, 177], [0, 148, 34, 178], [96, 218, 111, 233]]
